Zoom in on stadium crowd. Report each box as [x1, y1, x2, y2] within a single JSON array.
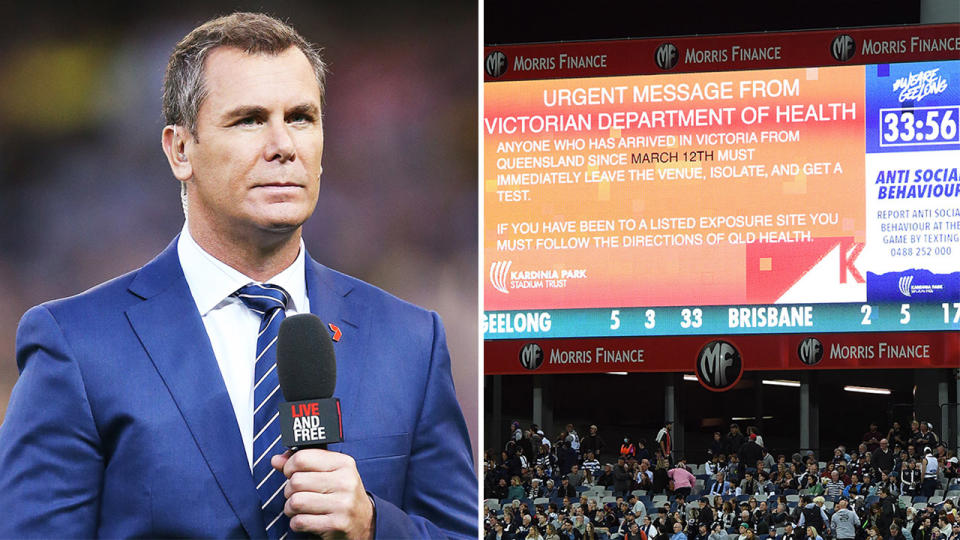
[[484, 420, 960, 540]]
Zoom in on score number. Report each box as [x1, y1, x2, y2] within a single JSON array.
[[880, 106, 959, 147], [609, 309, 657, 330]]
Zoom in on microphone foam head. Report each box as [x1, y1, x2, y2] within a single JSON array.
[[276, 313, 337, 401]]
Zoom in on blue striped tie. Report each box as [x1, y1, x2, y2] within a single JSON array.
[[234, 283, 291, 538]]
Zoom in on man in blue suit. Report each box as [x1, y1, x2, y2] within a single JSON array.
[[0, 12, 476, 539]]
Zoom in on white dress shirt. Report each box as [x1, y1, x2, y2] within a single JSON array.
[[177, 225, 310, 469]]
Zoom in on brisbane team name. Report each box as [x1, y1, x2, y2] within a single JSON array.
[[729, 306, 814, 328]]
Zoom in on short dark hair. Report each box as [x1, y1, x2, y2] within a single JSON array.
[[163, 12, 327, 135]]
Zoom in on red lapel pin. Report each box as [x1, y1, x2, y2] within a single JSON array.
[[328, 323, 342, 342]]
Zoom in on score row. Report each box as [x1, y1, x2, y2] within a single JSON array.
[[483, 302, 960, 339]]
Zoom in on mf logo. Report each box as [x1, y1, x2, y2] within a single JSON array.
[[798, 337, 823, 366], [696, 340, 742, 391], [831, 34, 856, 62], [899, 275, 914, 297], [519, 343, 543, 370], [654, 43, 679, 70], [485, 51, 508, 77], [490, 261, 512, 294]]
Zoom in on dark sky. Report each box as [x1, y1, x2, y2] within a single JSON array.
[[484, 0, 922, 45]]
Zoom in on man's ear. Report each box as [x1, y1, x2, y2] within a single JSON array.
[[161, 125, 194, 182]]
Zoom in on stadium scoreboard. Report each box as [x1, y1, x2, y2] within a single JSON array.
[[483, 25, 960, 384]]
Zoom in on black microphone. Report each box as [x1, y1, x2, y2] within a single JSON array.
[[276, 313, 343, 449]]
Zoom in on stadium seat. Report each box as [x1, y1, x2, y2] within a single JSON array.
[[930, 496, 944, 505], [900, 495, 914, 506], [784, 489, 799, 496], [601, 496, 618, 505], [914, 502, 928, 511], [484, 499, 501, 510], [913, 496, 929, 504], [576, 485, 590, 493], [633, 490, 648, 497], [935, 489, 945, 498], [786, 495, 800, 503], [533, 497, 550, 505], [571, 502, 581, 509]]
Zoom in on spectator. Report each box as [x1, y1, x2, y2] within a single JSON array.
[[876, 439, 897, 474], [725, 424, 746, 457], [708, 433, 724, 460], [825, 470, 845, 497], [615, 458, 633, 497], [529, 478, 545, 499], [922, 447, 939, 497], [669, 461, 696, 499], [889, 422, 908, 450], [559, 477, 577, 498], [697, 497, 715, 530], [656, 423, 674, 465], [918, 423, 939, 450], [583, 451, 602, 479], [721, 501, 737, 530], [637, 440, 653, 464], [797, 496, 829, 534], [891, 523, 908, 540], [637, 460, 655, 492], [705, 455, 723, 477], [641, 515, 660, 539], [739, 435, 764, 476], [864, 423, 884, 454], [567, 424, 582, 457], [778, 523, 795, 540], [725, 455, 741, 485], [671, 521, 688, 540], [622, 438, 638, 460], [739, 471, 761, 497], [746, 427, 765, 450], [568, 465, 585, 488], [761, 448, 776, 473], [806, 526, 824, 540], [581, 425, 606, 462], [599, 464, 616, 489], [831, 498, 860, 540]]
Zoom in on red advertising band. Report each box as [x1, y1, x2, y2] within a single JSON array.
[[484, 331, 960, 375], [483, 24, 959, 81]]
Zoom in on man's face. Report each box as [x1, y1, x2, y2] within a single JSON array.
[[179, 46, 323, 241], [674, 522, 682, 533]]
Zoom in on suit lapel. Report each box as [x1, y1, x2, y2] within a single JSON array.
[[125, 239, 263, 538], [304, 257, 369, 446]]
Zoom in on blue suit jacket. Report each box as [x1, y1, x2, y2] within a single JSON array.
[[0, 238, 477, 538]]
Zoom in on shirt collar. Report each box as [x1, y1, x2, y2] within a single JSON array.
[[177, 223, 309, 316]]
